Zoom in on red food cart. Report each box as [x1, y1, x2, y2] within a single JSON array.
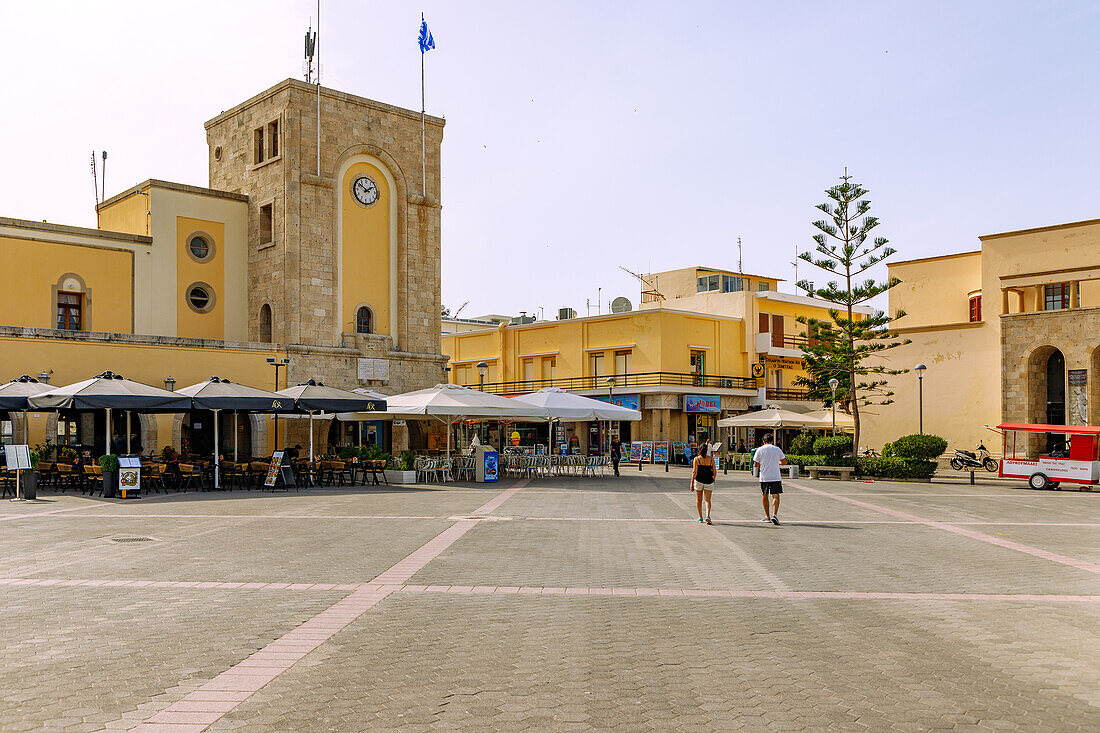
[[996, 422, 1100, 490]]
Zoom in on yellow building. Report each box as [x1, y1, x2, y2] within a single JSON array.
[[865, 217, 1100, 452], [0, 79, 448, 456], [442, 265, 869, 452]]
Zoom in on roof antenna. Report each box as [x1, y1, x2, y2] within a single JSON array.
[[304, 17, 316, 83], [91, 152, 100, 226], [101, 151, 107, 202], [737, 237, 743, 274]]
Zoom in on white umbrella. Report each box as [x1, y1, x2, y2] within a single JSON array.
[[364, 384, 548, 457], [512, 388, 641, 421], [800, 408, 855, 431], [717, 407, 822, 429]]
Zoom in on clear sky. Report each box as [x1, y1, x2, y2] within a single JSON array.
[[3, 1, 1098, 319]]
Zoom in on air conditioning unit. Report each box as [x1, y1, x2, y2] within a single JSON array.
[[557, 307, 577, 320]]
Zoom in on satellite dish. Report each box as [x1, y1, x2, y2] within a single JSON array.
[[610, 296, 632, 313]]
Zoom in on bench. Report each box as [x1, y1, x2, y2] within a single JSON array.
[[752, 464, 799, 479], [806, 466, 854, 481]]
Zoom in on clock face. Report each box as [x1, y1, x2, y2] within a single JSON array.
[[352, 175, 379, 206]]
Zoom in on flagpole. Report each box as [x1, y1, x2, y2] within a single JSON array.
[[420, 13, 427, 197]]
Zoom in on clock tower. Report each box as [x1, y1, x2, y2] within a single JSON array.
[[203, 79, 447, 392]]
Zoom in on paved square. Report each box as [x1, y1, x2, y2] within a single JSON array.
[[0, 469, 1096, 731]]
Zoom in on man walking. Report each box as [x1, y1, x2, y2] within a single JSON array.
[[753, 433, 787, 525], [610, 436, 622, 477]]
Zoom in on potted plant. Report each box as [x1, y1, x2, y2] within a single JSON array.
[[22, 450, 40, 500], [384, 450, 417, 484], [98, 454, 120, 498]]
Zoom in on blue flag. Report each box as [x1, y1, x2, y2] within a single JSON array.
[[418, 18, 435, 54]]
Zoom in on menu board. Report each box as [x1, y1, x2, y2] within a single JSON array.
[[673, 442, 687, 460], [3, 445, 31, 470], [641, 442, 654, 463], [653, 441, 669, 463], [118, 456, 142, 495], [265, 451, 284, 487], [629, 441, 643, 462]]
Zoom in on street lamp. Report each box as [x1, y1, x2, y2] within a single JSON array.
[[828, 377, 839, 437], [476, 361, 488, 392], [606, 376, 615, 456], [267, 357, 291, 449], [163, 376, 176, 391], [915, 363, 927, 435]]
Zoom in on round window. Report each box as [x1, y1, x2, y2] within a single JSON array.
[[188, 235, 212, 261], [186, 283, 215, 313]]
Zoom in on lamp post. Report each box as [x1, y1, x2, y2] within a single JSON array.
[[163, 376, 176, 391], [267, 357, 290, 449], [606, 376, 615, 458], [828, 377, 839, 437], [915, 363, 927, 435], [476, 361, 488, 392]]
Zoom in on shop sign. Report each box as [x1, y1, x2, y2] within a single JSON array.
[[765, 356, 804, 370], [594, 393, 640, 411], [685, 395, 721, 413]]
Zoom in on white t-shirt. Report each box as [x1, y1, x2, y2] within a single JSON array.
[[753, 444, 786, 483]]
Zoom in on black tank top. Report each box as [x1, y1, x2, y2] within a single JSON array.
[[695, 462, 714, 485]]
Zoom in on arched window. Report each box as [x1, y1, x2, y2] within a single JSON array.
[[259, 304, 272, 343], [355, 306, 373, 334]]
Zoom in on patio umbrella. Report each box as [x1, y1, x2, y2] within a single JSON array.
[[370, 383, 547, 458], [0, 376, 52, 444], [799, 408, 855, 432], [277, 380, 382, 461], [350, 388, 389, 446], [176, 377, 295, 488], [29, 370, 191, 455], [512, 388, 641, 455], [716, 407, 821, 429]]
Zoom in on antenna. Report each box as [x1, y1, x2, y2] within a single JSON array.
[[101, 151, 107, 201], [304, 18, 317, 82], [597, 287, 601, 315], [90, 152, 100, 207], [791, 244, 799, 289], [737, 237, 743, 274], [619, 266, 665, 302], [453, 300, 470, 319]]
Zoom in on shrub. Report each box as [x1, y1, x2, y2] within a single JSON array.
[[98, 454, 119, 473], [890, 434, 948, 461], [813, 435, 853, 457], [784, 454, 855, 469], [33, 439, 56, 461], [29, 450, 40, 470], [338, 445, 358, 460], [881, 441, 895, 458], [857, 456, 937, 479], [393, 451, 415, 471], [789, 433, 816, 455]]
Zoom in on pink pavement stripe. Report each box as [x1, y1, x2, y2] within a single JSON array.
[[788, 480, 1100, 575], [57, 513, 442, 520], [469, 479, 530, 515], [0, 502, 119, 523], [130, 479, 529, 733]]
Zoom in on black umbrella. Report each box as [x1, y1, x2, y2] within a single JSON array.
[[0, 376, 52, 444], [276, 380, 381, 461], [29, 371, 191, 454], [176, 377, 296, 487]]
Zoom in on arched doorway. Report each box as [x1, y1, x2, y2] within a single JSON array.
[[1027, 346, 1066, 454]]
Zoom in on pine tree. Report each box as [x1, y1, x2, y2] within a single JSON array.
[[796, 170, 910, 458]]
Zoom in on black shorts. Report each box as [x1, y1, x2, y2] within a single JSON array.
[[760, 481, 783, 494]]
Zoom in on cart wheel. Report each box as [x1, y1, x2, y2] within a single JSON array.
[[1028, 473, 1050, 490], [984, 458, 998, 472], [950, 458, 963, 470]]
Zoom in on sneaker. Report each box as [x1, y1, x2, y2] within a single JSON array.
[[770, 515, 780, 525], [760, 516, 772, 522]]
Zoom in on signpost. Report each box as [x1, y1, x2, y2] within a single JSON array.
[[5, 445, 31, 502]]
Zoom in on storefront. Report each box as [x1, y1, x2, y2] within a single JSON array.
[[684, 395, 721, 444]]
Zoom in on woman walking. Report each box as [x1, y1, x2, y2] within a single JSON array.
[[691, 443, 717, 524]]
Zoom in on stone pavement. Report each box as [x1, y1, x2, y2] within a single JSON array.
[[0, 469, 1096, 731]]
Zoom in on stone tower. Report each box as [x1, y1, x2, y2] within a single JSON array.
[[204, 79, 446, 392]]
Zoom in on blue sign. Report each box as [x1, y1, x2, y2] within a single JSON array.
[[483, 450, 499, 482], [593, 393, 640, 411], [685, 395, 721, 413]]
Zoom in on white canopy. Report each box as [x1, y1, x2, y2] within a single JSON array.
[[511, 388, 641, 421], [717, 407, 823, 429], [800, 408, 855, 431]]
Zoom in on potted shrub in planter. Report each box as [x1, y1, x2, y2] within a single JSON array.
[[98, 454, 120, 498], [384, 451, 417, 484], [22, 450, 40, 500]]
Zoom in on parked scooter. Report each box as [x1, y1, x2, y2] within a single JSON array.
[[950, 443, 998, 472]]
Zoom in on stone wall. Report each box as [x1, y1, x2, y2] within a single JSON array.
[[1001, 307, 1100, 438]]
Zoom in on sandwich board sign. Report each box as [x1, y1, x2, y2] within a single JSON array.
[[118, 456, 142, 498], [5, 445, 32, 502]]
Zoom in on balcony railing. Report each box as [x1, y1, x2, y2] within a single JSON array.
[[770, 333, 811, 349], [765, 387, 811, 401], [461, 371, 757, 395]]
